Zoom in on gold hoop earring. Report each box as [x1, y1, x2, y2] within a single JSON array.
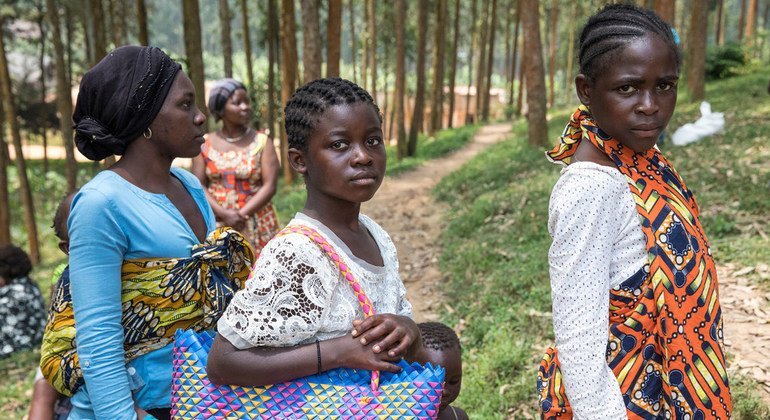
[[143, 127, 153, 139]]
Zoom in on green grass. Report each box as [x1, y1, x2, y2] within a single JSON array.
[[435, 72, 770, 418], [386, 125, 479, 176]]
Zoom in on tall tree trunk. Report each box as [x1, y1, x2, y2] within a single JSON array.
[[547, 0, 557, 107], [88, 0, 107, 65], [64, 4, 73, 84], [367, 0, 377, 101], [361, 1, 368, 90], [136, 0, 149, 45], [394, 0, 407, 159], [0, 28, 40, 263], [739, 0, 747, 42], [745, 0, 758, 42], [504, 0, 513, 96], [182, 0, 208, 122], [219, 0, 233, 78], [267, 0, 278, 136], [429, 0, 446, 133], [240, 0, 255, 98], [408, 0, 429, 156], [474, 0, 488, 122], [482, 0, 497, 122], [521, 0, 547, 146], [464, 0, 477, 125], [81, 8, 92, 66], [564, 2, 576, 100], [111, 0, 127, 46], [348, 0, 357, 83], [677, 0, 688, 43], [516, 61, 524, 117], [47, 0, 77, 192], [381, 38, 390, 140], [326, 0, 342, 77], [0, 119, 9, 245], [715, 0, 724, 45], [301, 0, 322, 83], [447, 0, 460, 128], [508, 0, 521, 115], [36, 7, 49, 174], [686, 0, 708, 101], [654, 0, 675, 25], [280, 0, 298, 183]]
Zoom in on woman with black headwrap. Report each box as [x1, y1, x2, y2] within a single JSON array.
[[38, 46, 255, 419], [191, 79, 280, 255]]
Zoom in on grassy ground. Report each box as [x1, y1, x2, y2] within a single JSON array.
[[435, 72, 770, 418], [0, 124, 476, 418]]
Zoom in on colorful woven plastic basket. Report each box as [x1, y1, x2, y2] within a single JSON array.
[[170, 329, 445, 419]]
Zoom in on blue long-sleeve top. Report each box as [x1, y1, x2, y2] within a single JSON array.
[[67, 167, 215, 419]]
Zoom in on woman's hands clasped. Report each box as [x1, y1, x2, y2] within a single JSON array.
[[352, 314, 422, 359]]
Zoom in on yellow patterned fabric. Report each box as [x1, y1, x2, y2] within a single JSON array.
[[538, 106, 732, 419], [40, 227, 255, 397]]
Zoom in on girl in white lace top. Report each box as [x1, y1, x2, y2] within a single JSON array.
[[207, 78, 422, 387]]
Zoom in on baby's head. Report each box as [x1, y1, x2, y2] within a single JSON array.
[[285, 78, 385, 204], [575, 4, 680, 153], [418, 322, 462, 411], [52, 189, 78, 255]]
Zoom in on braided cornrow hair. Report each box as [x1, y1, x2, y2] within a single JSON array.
[[579, 3, 681, 81], [284, 77, 381, 151], [419, 322, 461, 353]]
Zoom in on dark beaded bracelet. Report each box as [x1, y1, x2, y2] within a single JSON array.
[[315, 338, 322, 374]]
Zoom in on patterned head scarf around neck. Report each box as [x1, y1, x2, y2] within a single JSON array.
[[72, 45, 181, 161], [207, 78, 246, 122]]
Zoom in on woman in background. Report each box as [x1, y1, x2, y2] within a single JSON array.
[[192, 79, 280, 254]]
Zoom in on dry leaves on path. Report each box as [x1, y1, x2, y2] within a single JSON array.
[[720, 262, 770, 404]]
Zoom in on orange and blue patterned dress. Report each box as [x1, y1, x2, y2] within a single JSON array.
[[538, 106, 732, 419], [200, 131, 280, 254]]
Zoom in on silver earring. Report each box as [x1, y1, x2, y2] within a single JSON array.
[[143, 127, 153, 139]]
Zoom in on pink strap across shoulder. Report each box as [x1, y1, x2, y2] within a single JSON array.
[[276, 224, 381, 392]]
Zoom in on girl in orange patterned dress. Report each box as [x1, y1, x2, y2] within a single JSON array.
[[192, 79, 280, 254], [538, 4, 732, 419]]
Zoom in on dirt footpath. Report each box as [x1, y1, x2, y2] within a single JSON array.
[[719, 263, 770, 404], [362, 123, 511, 322]]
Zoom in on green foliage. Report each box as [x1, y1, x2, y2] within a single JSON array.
[[435, 72, 770, 417], [730, 374, 770, 419], [0, 349, 40, 416], [705, 43, 747, 80], [387, 125, 478, 176]]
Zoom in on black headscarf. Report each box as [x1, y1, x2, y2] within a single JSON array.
[[72, 45, 181, 161]]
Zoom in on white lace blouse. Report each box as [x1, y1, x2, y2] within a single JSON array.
[[218, 212, 412, 349], [548, 162, 647, 419]]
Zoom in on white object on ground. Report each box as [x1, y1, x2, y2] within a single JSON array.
[[671, 101, 725, 146]]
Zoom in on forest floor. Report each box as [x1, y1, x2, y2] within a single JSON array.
[[362, 122, 512, 323], [719, 263, 770, 404]]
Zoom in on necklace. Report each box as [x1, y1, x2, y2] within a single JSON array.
[[220, 127, 252, 143]]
